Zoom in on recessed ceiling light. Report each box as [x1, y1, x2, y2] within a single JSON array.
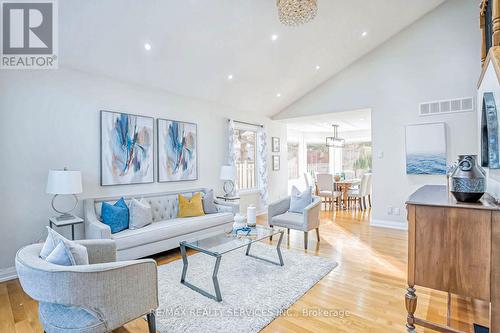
[[144, 43, 152, 51], [276, 93, 281, 98], [227, 74, 233, 80], [361, 31, 368, 37], [271, 34, 279, 41], [315, 65, 320, 70], [360, 118, 365, 121]]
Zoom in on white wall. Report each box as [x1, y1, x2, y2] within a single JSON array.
[[274, 0, 480, 228], [0, 68, 287, 271]]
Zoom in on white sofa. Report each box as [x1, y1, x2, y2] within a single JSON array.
[[84, 188, 238, 260]]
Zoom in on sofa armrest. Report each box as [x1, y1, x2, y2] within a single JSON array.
[[84, 199, 111, 239], [214, 200, 239, 215], [303, 197, 321, 230], [268, 197, 290, 223], [76, 239, 116, 264]]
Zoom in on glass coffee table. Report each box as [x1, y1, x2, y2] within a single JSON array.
[[179, 225, 284, 302]]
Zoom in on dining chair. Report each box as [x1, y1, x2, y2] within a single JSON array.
[[304, 172, 315, 190], [305, 172, 320, 195], [366, 173, 372, 207], [315, 173, 340, 210], [347, 173, 371, 210]]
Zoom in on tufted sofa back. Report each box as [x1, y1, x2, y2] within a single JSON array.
[[91, 188, 209, 223]]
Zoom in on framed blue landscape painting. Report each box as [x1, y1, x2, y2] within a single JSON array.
[[405, 122, 447, 175], [157, 118, 198, 182], [100, 111, 154, 185]]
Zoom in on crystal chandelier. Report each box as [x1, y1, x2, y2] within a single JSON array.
[[326, 125, 345, 148], [277, 0, 318, 26]]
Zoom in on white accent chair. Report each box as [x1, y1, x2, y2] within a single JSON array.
[[268, 196, 322, 249], [348, 173, 372, 210], [316, 173, 341, 210], [15, 239, 158, 333]]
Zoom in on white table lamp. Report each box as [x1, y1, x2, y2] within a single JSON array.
[[220, 165, 236, 197], [46, 168, 82, 220]]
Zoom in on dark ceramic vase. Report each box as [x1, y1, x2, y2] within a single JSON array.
[[450, 155, 486, 203]]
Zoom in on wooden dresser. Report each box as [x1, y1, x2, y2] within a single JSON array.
[[405, 185, 499, 333]]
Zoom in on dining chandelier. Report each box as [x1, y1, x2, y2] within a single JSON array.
[[277, 0, 318, 26], [326, 124, 345, 148]]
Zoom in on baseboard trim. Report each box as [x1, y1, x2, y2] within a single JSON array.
[[0, 266, 17, 282], [370, 219, 408, 230]]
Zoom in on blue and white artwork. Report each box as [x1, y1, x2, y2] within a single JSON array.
[[100, 111, 154, 185], [405, 123, 447, 175], [158, 119, 197, 182]]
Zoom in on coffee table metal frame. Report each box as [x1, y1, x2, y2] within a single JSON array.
[[179, 228, 284, 302]]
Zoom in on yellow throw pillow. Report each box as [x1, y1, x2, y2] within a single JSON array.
[[177, 193, 205, 218]]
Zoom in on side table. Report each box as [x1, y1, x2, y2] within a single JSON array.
[[49, 215, 84, 240], [216, 195, 240, 202]]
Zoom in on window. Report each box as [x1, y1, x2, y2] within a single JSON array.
[[234, 128, 256, 190], [287, 142, 299, 180], [307, 143, 330, 174], [342, 142, 372, 177]]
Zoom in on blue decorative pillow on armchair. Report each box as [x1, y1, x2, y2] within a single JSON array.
[[289, 186, 312, 213], [101, 198, 129, 233]]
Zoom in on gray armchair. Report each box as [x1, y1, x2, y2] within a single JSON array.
[[268, 196, 322, 249], [15, 239, 158, 333]]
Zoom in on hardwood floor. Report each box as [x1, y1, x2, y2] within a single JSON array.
[[0, 208, 490, 333]]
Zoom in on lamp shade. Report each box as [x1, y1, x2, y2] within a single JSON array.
[[220, 165, 236, 181], [46, 170, 82, 195]]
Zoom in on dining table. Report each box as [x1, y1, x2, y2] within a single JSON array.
[[335, 178, 361, 209]]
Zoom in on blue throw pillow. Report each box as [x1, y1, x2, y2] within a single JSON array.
[[101, 198, 129, 233], [289, 186, 312, 214]]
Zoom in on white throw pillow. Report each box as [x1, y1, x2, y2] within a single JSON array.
[[40, 227, 89, 265], [129, 198, 153, 229], [289, 186, 312, 214], [45, 241, 76, 266], [40, 226, 66, 259]]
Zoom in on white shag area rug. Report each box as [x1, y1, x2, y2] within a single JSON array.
[[156, 241, 337, 333]]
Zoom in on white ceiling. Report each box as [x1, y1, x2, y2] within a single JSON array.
[[285, 109, 371, 133], [59, 0, 444, 117]]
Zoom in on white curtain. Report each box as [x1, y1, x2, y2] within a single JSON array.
[[227, 119, 237, 165], [227, 119, 268, 205], [257, 129, 268, 205]]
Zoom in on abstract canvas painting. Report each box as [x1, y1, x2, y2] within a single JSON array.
[[100, 111, 154, 185], [405, 122, 446, 175], [158, 119, 197, 182]]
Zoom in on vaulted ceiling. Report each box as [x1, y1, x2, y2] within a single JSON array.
[[285, 109, 372, 133], [60, 0, 444, 117]]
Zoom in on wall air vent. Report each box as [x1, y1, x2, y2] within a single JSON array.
[[419, 97, 474, 116]]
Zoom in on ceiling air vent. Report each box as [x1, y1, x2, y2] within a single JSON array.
[[419, 97, 474, 116]]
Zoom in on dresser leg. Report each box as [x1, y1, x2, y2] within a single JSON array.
[[405, 285, 417, 332]]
